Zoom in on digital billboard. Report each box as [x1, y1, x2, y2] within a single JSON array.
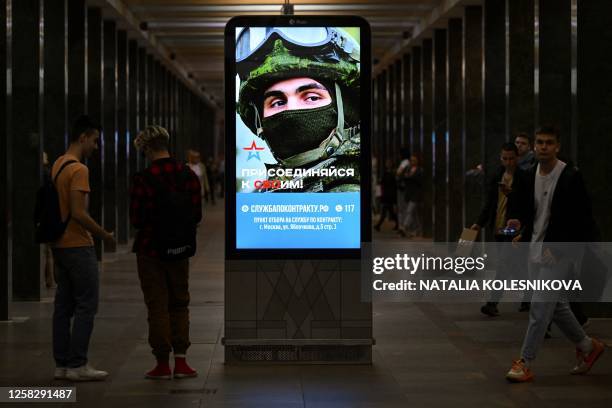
[[225, 18, 370, 252]]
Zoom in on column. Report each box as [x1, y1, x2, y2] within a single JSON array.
[[402, 53, 411, 149], [372, 77, 378, 162], [163, 68, 170, 129], [577, 0, 612, 240], [204, 104, 213, 158], [176, 85, 183, 158], [393, 60, 401, 156], [170, 76, 177, 154], [421, 39, 433, 238], [181, 86, 188, 159], [168, 75, 175, 154], [483, 0, 506, 181], [199, 100, 206, 155], [1, 0, 10, 318], [67, 0, 86, 123], [433, 29, 448, 243], [375, 75, 382, 166], [447, 18, 464, 242], [11, 0, 42, 300], [396, 60, 404, 148], [388, 64, 396, 161], [87, 7, 103, 260], [381, 70, 388, 169], [159, 65, 166, 128], [137, 48, 147, 170], [538, 0, 571, 152], [411, 47, 422, 155], [154, 61, 161, 124], [102, 20, 117, 251], [43, 0, 66, 161], [198, 99, 204, 155], [179, 81, 184, 155], [127, 40, 138, 237], [116, 30, 128, 245], [508, 0, 535, 137], [463, 6, 485, 230], [183, 86, 190, 158], [190, 92, 195, 157], [127, 40, 138, 191], [147, 55, 155, 125]]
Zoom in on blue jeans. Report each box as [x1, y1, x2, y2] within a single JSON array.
[[52, 247, 99, 368], [520, 260, 586, 362]]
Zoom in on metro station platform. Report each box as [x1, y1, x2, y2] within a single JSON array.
[[2, 203, 611, 408]]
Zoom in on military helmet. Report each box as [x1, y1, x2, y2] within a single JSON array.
[[236, 27, 361, 134]]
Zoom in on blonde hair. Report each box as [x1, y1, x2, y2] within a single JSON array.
[[134, 125, 170, 151]]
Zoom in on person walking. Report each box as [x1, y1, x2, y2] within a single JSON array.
[[395, 148, 411, 237], [471, 143, 528, 316], [505, 126, 604, 382], [187, 150, 211, 203], [401, 154, 424, 237]]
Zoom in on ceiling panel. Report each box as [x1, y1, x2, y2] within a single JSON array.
[[121, 0, 442, 103]]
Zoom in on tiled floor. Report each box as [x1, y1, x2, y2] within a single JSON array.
[[1, 204, 611, 407]]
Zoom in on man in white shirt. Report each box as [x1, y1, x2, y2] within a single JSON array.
[[187, 150, 210, 200], [504, 126, 604, 383]]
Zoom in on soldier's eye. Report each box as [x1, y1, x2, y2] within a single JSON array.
[[270, 99, 286, 108], [304, 93, 324, 102]]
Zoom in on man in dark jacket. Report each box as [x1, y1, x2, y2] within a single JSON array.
[[504, 126, 604, 383], [471, 143, 528, 316]]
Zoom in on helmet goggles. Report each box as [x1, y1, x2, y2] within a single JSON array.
[[236, 27, 360, 79]]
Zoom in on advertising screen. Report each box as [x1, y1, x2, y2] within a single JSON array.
[[227, 19, 368, 251]]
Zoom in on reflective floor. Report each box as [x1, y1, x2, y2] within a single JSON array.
[[1, 203, 611, 407]]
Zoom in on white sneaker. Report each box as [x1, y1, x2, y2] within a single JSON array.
[[54, 367, 67, 380], [66, 365, 109, 382]]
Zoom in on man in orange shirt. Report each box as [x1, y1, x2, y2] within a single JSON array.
[[51, 115, 116, 382]]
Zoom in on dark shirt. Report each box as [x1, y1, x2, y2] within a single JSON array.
[[476, 166, 527, 231], [129, 158, 202, 258], [403, 167, 424, 202], [517, 151, 536, 171], [515, 164, 599, 243], [380, 171, 397, 204]]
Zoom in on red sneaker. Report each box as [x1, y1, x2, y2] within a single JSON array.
[[145, 362, 172, 380], [506, 359, 534, 383], [571, 338, 605, 375], [174, 356, 197, 379]]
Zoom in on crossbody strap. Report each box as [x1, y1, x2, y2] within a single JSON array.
[[53, 160, 78, 185], [51, 159, 78, 223]]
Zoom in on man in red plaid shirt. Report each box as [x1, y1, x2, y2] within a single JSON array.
[[130, 125, 201, 380]]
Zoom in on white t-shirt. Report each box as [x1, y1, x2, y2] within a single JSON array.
[[530, 159, 566, 262]]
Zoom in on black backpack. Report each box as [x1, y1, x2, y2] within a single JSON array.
[[34, 160, 78, 243], [143, 167, 197, 261]]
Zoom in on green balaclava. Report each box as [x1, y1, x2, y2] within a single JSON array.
[[261, 103, 337, 160]]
